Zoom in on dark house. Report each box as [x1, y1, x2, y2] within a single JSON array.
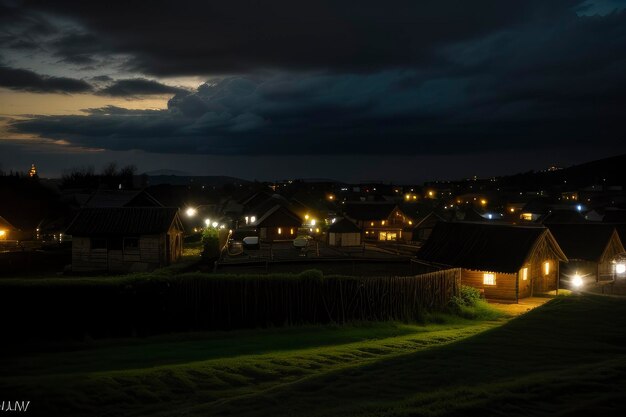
[[548, 224, 624, 284], [417, 222, 567, 301], [344, 202, 412, 241], [251, 205, 302, 242], [328, 218, 361, 247], [410, 212, 444, 243], [66, 207, 184, 272]]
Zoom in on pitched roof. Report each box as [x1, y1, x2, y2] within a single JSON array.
[[83, 189, 163, 208], [66, 207, 181, 236], [251, 205, 302, 228], [548, 224, 623, 262], [541, 210, 587, 224], [328, 218, 361, 233], [417, 222, 566, 274], [344, 203, 398, 221], [0, 215, 18, 231]]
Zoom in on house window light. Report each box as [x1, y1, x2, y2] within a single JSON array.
[[483, 273, 496, 286]]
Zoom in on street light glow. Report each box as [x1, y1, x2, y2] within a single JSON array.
[[186, 207, 197, 217], [572, 274, 583, 288]]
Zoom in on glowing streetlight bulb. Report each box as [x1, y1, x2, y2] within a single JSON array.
[[204, 218, 211, 226], [212, 222, 218, 228], [186, 207, 197, 217], [572, 274, 583, 288]]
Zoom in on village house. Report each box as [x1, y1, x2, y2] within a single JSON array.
[[343, 202, 412, 241], [416, 222, 567, 302], [327, 218, 361, 247], [250, 204, 302, 242], [66, 207, 184, 272], [547, 224, 624, 285], [409, 212, 445, 243]]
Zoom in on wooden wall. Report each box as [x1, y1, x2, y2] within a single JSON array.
[[461, 269, 518, 300], [328, 232, 361, 247], [72, 234, 171, 272]]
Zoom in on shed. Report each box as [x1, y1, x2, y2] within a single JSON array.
[[328, 218, 361, 247], [66, 207, 184, 272], [548, 224, 624, 283], [417, 222, 567, 301]]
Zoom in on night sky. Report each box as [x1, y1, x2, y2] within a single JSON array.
[[1, 0, 625, 182]]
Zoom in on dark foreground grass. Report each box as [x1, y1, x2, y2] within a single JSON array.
[[0, 313, 499, 416], [4, 295, 626, 417]]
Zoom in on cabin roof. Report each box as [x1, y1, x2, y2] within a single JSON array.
[[344, 203, 398, 220], [66, 207, 181, 236], [251, 205, 302, 228], [83, 189, 163, 208], [328, 218, 361, 233], [548, 224, 623, 262], [417, 222, 566, 274]]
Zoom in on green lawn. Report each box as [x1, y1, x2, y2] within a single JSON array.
[[2, 295, 626, 417]]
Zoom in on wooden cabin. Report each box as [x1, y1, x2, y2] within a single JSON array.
[[548, 224, 624, 285], [344, 203, 412, 242], [251, 205, 302, 242], [328, 218, 361, 247], [417, 222, 567, 302], [66, 207, 184, 273]]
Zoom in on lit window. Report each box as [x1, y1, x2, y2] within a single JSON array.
[[522, 213, 533, 221], [483, 273, 496, 286], [290, 228, 294, 235], [381, 220, 386, 225], [278, 228, 282, 235], [544, 262, 550, 275], [616, 264, 626, 274], [521, 268, 528, 281], [371, 222, 374, 226]]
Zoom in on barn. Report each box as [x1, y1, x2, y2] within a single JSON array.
[[417, 222, 567, 302], [328, 218, 361, 247], [66, 207, 184, 272], [548, 224, 624, 285]]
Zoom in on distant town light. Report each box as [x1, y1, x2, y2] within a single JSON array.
[[576, 205, 582, 212], [0, 230, 6, 237], [480, 199, 487, 205], [185, 207, 197, 217], [212, 221, 218, 228], [204, 218, 211, 226], [311, 219, 316, 226], [250, 216, 256, 223], [305, 214, 310, 220]]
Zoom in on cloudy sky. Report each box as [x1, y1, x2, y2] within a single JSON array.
[[1, 0, 625, 182]]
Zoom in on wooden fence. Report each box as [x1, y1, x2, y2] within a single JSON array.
[[1, 269, 461, 341]]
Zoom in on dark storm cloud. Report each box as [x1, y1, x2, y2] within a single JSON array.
[[96, 78, 190, 97], [4, 0, 626, 158], [0, 65, 92, 93], [11, 0, 583, 75]]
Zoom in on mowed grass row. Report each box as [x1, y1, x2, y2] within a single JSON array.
[[0, 314, 500, 417], [205, 295, 626, 417]]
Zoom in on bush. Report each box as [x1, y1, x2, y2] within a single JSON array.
[[448, 285, 504, 320], [201, 228, 220, 262]]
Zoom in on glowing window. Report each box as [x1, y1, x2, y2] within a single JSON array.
[[278, 228, 282, 235], [544, 262, 550, 275], [290, 228, 294, 235], [483, 273, 496, 286], [371, 222, 374, 226], [521, 268, 528, 281], [381, 220, 386, 225]]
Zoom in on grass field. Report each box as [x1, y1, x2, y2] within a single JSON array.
[[2, 295, 626, 416]]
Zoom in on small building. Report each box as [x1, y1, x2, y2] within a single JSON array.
[[328, 218, 361, 247], [344, 203, 412, 241], [251, 205, 302, 242], [410, 212, 444, 243], [417, 222, 567, 301], [548, 224, 625, 284], [66, 207, 184, 273]]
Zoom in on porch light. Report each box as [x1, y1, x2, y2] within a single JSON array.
[[616, 263, 626, 274], [204, 218, 211, 226], [0, 230, 5, 237]]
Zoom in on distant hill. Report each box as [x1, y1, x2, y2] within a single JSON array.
[[142, 169, 191, 176]]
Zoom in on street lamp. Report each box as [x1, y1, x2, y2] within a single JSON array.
[[186, 207, 197, 217]]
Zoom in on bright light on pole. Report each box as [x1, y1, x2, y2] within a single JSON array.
[[204, 218, 211, 226], [186, 207, 197, 217], [572, 274, 583, 288]]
